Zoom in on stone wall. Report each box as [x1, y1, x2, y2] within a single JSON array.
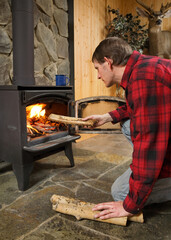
[[0, 0, 70, 86]]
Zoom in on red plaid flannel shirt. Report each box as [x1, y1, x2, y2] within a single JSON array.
[[109, 51, 171, 214]]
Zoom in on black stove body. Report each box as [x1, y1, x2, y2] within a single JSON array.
[[0, 0, 79, 191]]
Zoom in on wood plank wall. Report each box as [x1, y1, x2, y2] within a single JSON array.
[[74, 0, 171, 101]]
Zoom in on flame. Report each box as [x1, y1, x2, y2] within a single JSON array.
[[26, 103, 67, 140], [27, 103, 46, 119]]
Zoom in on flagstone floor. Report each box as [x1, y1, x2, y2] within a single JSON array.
[[0, 133, 170, 240]]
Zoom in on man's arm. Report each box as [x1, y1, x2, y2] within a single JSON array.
[[82, 113, 113, 127], [109, 104, 129, 123], [92, 80, 170, 217], [123, 79, 170, 214], [83, 104, 129, 127]]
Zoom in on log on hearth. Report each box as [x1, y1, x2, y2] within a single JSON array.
[[50, 195, 144, 226]]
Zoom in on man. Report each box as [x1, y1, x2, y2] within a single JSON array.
[[83, 37, 171, 219]]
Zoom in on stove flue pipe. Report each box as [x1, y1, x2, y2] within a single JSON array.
[[12, 0, 35, 85]]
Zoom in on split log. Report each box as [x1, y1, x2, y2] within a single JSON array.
[[128, 212, 144, 223], [48, 114, 97, 127], [50, 195, 144, 226]]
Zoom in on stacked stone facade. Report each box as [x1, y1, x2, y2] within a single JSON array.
[[0, 0, 70, 86]]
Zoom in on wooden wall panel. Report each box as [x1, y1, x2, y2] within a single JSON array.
[[74, 0, 171, 101], [74, 0, 113, 101]]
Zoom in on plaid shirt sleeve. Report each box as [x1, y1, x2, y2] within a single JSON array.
[[123, 59, 171, 214], [108, 104, 129, 123]]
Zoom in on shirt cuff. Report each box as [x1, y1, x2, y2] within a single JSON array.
[[123, 195, 142, 214], [108, 110, 121, 124]]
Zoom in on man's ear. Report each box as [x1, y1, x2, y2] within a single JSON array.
[[104, 57, 113, 69]]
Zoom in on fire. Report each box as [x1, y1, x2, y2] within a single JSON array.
[[26, 103, 67, 140], [30, 106, 45, 118], [27, 103, 46, 119]]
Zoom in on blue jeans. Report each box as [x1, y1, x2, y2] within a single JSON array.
[[111, 120, 171, 205]]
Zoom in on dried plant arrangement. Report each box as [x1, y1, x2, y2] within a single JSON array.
[[106, 7, 148, 53]]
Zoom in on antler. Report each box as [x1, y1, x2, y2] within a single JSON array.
[[160, 2, 171, 14], [136, 0, 154, 14]]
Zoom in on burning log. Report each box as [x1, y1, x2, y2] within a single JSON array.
[[27, 124, 43, 137], [34, 122, 55, 128], [26, 103, 70, 139], [50, 195, 144, 226], [48, 114, 97, 126], [27, 122, 67, 139], [32, 124, 56, 133]]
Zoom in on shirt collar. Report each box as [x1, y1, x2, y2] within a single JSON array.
[[121, 51, 141, 89]]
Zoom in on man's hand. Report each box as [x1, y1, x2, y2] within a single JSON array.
[[92, 201, 133, 219], [82, 113, 113, 127]]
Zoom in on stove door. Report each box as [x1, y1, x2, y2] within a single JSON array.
[[74, 96, 126, 133]]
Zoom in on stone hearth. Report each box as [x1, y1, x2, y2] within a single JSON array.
[[0, 133, 170, 240]]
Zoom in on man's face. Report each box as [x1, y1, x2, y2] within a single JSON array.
[[93, 60, 114, 88]]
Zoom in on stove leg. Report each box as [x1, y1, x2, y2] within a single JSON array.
[[64, 142, 75, 167], [12, 161, 34, 191]]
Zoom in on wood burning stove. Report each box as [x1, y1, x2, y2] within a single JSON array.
[[0, 85, 80, 191], [0, 0, 79, 191]]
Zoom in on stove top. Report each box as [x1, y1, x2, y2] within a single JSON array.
[[0, 85, 73, 91]]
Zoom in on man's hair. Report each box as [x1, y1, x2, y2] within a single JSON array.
[[92, 37, 133, 66]]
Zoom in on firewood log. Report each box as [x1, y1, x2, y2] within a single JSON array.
[[128, 212, 144, 223], [50, 195, 144, 226], [48, 114, 97, 126]]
